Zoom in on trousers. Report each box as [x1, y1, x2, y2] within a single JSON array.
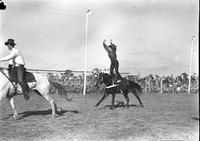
[[15, 65, 29, 93], [109, 58, 121, 80]]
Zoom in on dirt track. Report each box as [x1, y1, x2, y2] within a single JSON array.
[[0, 92, 199, 141]]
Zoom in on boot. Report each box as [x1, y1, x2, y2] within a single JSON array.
[[116, 79, 121, 83], [20, 82, 30, 100], [114, 76, 121, 84], [23, 90, 30, 100], [115, 74, 122, 84]]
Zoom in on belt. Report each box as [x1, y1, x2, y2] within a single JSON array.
[[14, 64, 25, 67]]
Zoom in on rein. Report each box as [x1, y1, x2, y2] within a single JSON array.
[[0, 69, 17, 89], [99, 76, 104, 85]]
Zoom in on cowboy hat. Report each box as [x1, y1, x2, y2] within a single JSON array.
[[5, 39, 16, 46]]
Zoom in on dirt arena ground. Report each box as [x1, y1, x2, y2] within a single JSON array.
[[0, 92, 199, 141]]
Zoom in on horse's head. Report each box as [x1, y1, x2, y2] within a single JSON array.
[[97, 73, 104, 85]]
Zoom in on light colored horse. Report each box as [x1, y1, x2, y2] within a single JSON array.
[[0, 67, 71, 120]]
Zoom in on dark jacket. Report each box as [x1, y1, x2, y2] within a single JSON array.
[[103, 42, 117, 60]]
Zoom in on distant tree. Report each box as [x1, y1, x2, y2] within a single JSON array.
[[92, 68, 100, 75], [64, 70, 74, 77]]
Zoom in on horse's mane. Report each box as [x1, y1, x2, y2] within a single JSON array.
[[101, 72, 110, 77], [100, 73, 113, 80], [99, 73, 113, 85]]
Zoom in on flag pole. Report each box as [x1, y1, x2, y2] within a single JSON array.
[[188, 36, 196, 94], [83, 9, 91, 95], [0, 9, 3, 47]]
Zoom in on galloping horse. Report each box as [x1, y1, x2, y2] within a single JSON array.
[[95, 73, 144, 109], [0, 67, 72, 119]]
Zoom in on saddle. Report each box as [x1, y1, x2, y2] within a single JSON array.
[[8, 68, 36, 83]]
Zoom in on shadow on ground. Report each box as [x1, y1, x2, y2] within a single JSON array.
[[102, 101, 138, 109], [1, 109, 80, 120], [191, 117, 199, 121], [20, 109, 80, 118]]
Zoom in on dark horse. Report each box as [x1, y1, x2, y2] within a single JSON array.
[[95, 73, 144, 109]]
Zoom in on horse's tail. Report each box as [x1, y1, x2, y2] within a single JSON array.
[[48, 79, 72, 101], [129, 80, 143, 96]]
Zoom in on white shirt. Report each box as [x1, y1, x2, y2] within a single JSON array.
[[0, 48, 25, 66]]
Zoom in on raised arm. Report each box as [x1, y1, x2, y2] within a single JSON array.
[[110, 39, 113, 45], [103, 39, 111, 53]]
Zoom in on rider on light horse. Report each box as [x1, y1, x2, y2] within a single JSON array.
[[0, 39, 30, 100]]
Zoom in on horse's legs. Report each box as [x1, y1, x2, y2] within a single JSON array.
[[44, 95, 57, 117], [39, 89, 58, 118], [7, 96, 18, 120], [0, 87, 16, 119], [130, 88, 144, 107], [123, 93, 130, 108], [0, 92, 6, 118], [95, 93, 109, 107], [111, 94, 115, 109]]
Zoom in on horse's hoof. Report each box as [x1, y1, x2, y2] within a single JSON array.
[[57, 107, 62, 112], [12, 116, 17, 120], [12, 115, 20, 120], [52, 114, 59, 118]]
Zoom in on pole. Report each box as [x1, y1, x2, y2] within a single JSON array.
[[188, 36, 196, 94], [83, 9, 91, 95], [161, 79, 163, 94], [0, 11, 3, 47]]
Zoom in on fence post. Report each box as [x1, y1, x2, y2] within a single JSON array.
[[161, 79, 163, 93], [145, 80, 147, 94], [172, 80, 175, 93]]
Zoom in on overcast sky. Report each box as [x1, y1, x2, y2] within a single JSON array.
[[0, 0, 199, 76]]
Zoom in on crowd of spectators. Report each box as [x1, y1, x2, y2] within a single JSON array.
[[47, 70, 199, 94]]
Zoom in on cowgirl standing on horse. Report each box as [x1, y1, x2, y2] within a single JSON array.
[[103, 39, 122, 87]]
